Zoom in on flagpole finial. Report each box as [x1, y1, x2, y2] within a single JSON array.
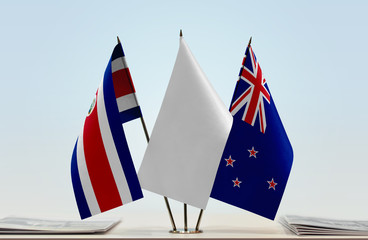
[[248, 36, 252, 47], [180, 29, 183, 37], [117, 36, 121, 44]]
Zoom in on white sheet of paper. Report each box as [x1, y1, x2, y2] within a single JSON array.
[[280, 215, 368, 235], [0, 216, 120, 234]]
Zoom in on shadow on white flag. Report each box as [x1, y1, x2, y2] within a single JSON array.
[[138, 36, 232, 209]]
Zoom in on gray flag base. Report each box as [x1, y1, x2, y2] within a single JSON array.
[[168, 203, 204, 234], [170, 229, 203, 234]]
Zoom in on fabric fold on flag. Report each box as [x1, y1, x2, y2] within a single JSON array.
[[210, 44, 293, 220], [138, 37, 233, 209], [71, 42, 143, 219]]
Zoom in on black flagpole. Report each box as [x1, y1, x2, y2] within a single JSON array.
[[184, 203, 188, 232], [228, 36, 252, 111], [180, 30, 190, 233], [179, 30, 204, 233], [195, 209, 203, 231], [139, 113, 177, 232], [117, 36, 177, 232]]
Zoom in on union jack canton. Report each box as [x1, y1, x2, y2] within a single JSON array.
[[230, 46, 270, 133]]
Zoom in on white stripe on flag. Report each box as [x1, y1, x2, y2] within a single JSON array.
[[231, 83, 252, 117], [117, 93, 139, 113], [76, 127, 101, 216], [97, 81, 133, 204], [111, 57, 128, 73]]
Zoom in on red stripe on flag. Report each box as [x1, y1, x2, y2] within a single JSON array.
[[83, 98, 122, 212], [241, 56, 246, 66], [259, 102, 265, 133], [112, 68, 136, 98]]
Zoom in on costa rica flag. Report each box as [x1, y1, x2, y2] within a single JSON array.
[[71, 42, 143, 219]]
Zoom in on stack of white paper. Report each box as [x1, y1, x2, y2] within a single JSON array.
[[0, 216, 119, 234], [280, 215, 368, 236]]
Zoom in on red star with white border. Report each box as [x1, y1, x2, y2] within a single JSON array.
[[267, 178, 277, 190], [248, 146, 258, 158], [232, 177, 242, 188], [225, 155, 236, 167]]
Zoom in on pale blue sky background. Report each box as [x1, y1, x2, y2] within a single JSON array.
[[0, 0, 367, 224]]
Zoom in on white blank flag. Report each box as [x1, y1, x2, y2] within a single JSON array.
[[138, 37, 232, 209]]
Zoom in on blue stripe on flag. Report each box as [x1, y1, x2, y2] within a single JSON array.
[[120, 106, 142, 124], [102, 60, 143, 201], [71, 139, 92, 219], [238, 67, 243, 77]]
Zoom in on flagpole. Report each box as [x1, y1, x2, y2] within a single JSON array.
[[179, 29, 204, 234], [180, 30, 190, 233], [180, 29, 190, 233], [195, 209, 203, 231], [116, 36, 177, 232], [139, 115, 177, 232], [184, 203, 188, 232], [228, 36, 253, 111]]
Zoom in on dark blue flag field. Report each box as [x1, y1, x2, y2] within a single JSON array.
[[210, 44, 293, 220]]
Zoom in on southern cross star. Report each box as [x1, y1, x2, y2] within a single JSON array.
[[232, 177, 242, 188], [248, 146, 258, 158], [225, 156, 236, 167], [267, 178, 277, 190]]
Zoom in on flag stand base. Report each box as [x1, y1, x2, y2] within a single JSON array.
[[169, 229, 203, 234], [168, 204, 204, 234]]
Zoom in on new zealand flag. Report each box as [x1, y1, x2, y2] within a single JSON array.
[[210, 44, 293, 220]]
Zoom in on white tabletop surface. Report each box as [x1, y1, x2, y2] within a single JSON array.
[[0, 213, 367, 239]]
